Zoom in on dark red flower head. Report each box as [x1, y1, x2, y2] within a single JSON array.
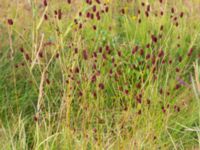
[[83, 50, 89, 60], [67, 0, 71, 4], [99, 83, 105, 90], [158, 50, 164, 58], [8, 19, 13, 25], [43, 0, 47, 7], [151, 35, 157, 43]]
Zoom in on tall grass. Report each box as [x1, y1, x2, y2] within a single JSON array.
[[0, 0, 200, 149]]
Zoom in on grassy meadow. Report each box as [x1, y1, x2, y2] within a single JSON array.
[[0, 0, 200, 149]]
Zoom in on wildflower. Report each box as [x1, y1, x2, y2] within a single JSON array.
[[147, 5, 151, 12], [174, 105, 180, 112], [7, 19, 13, 25], [175, 22, 179, 27], [160, 11, 164, 16], [93, 92, 97, 98], [15, 64, 19, 68], [162, 59, 165, 64], [162, 106, 166, 113], [137, 110, 142, 115], [83, 50, 88, 60], [121, 8, 125, 14], [105, 45, 111, 53], [176, 68, 180, 72], [74, 48, 78, 54], [38, 51, 43, 58], [124, 90, 129, 95], [96, 70, 101, 76], [173, 17, 178, 21], [67, 0, 71, 4], [79, 12, 82, 17], [158, 50, 164, 58], [140, 49, 144, 56], [93, 52, 97, 58], [180, 12, 184, 18], [105, 6, 109, 12], [25, 53, 31, 61], [152, 55, 156, 65], [146, 43, 150, 48], [44, 14, 48, 20], [146, 54, 151, 60], [147, 99, 151, 105], [91, 75, 97, 83], [93, 64, 97, 70], [141, 2, 145, 6], [132, 46, 139, 55], [78, 91, 83, 97], [160, 25, 164, 31], [109, 69, 113, 75], [99, 83, 105, 90], [86, 0, 92, 5], [118, 51, 122, 57], [102, 53, 107, 60], [74, 67, 79, 73], [188, 48, 194, 57], [175, 84, 181, 90], [166, 91, 170, 96], [96, 12, 101, 20], [93, 5, 97, 12], [20, 47, 24, 53], [46, 79, 50, 84], [56, 53, 59, 58], [43, 0, 47, 7], [93, 25, 97, 30], [90, 13, 94, 19], [21, 62, 25, 66], [34, 115, 38, 122], [136, 83, 141, 89], [79, 23, 83, 29], [151, 35, 157, 43], [171, 7, 175, 13], [177, 78, 188, 87], [96, 0, 100, 4]]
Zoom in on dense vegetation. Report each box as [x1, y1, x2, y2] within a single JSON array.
[[0, 0, 200, 149]]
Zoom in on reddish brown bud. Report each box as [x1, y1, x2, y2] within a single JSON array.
[[8, 19, 13, 25]]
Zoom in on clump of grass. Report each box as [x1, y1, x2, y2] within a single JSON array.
[[0, 0, 200, 149]]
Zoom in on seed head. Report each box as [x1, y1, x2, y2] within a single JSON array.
[[99, 83, 105, 90], [8, 19, 13, 25], [43, 0, 47, 7]]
